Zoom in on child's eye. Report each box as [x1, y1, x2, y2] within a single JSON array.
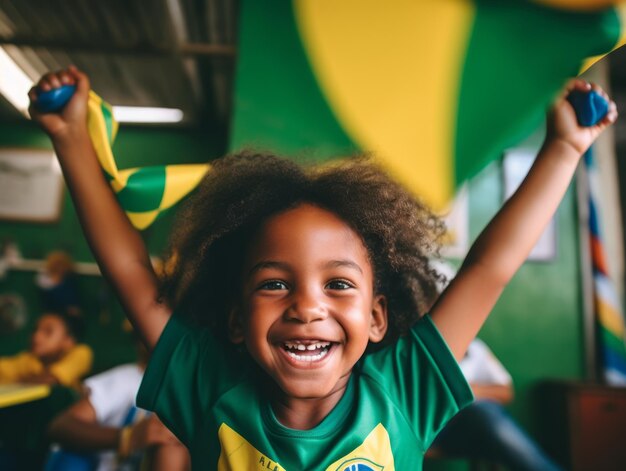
[[258, 280, 288, 291], [326, 279, 354, 290]]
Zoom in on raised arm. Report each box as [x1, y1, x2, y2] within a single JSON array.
[[29, 67, 170, 349], [430, 80, 617, 360]]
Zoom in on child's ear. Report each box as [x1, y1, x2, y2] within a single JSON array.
[[228, 308, 245, 344], [368, 295, 388, 343]]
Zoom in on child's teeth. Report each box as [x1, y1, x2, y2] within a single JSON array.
[[286, 349, 329, 362], [284, 341, 331, 351]]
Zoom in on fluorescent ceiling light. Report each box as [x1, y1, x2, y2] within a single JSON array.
[[0, 48, 184, 124], [113, 106, 184, 124], [0, 47, 34, 116]]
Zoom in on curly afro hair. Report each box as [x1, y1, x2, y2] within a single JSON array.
[[159, 151, 446, 348]]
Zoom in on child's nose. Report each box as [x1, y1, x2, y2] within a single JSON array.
[[284, 289, 327, 324]]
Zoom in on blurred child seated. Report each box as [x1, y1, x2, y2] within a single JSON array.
[[428, 339, 561, 471], [0, 311, 92, 470], [0, 310, 92, 389], [46, 335, 189, 471]]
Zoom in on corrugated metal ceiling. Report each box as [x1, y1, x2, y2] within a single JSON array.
[[0, 0, 237, 128]]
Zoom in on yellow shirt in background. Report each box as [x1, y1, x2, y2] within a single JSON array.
[[0, 344, 93, 389]]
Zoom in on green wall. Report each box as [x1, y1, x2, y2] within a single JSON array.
[[0, 121, 224, 373]]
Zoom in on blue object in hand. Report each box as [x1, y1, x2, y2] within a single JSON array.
[[567, 89, 609, 127], [35, 85, 76, 112]]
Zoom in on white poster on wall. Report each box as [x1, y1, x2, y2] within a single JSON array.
[[0, 148, 63, 222]]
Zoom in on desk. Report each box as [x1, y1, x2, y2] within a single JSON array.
[[0, 384, 73, 469], [0, 383, 51, 408], [538, 380, 626, 471]]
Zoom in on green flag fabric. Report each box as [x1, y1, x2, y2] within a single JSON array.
[[230, 0, 626, 209]]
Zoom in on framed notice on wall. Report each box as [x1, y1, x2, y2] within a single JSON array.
[[0, 148, 64, 223]]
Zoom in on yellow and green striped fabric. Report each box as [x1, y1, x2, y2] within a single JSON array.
[[85, 92, 209, 230], [231, 0, 626, 210]]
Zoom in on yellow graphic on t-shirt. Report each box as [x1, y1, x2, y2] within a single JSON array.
[[217, 424, 286, 471], [326, 424, 394, 471], [216, 422, 394, 470]]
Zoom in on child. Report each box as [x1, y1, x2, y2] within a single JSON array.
[[0, 310, 92, 389], [430, 338, 561, 470], [47, 335, 189, 471], [0, 310, 92, 470], [29, 67, 616, 469]]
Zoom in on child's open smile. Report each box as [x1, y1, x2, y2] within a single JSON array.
[[281, 339, 332, 363], [233, 203, 387, 427]]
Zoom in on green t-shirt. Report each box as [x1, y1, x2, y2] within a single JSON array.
[[137, 314, 472, 470]]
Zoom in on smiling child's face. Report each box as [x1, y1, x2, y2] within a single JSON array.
[[234, 203, 388, 400]]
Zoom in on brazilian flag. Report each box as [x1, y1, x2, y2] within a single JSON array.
[[230, 0, 626, 209], [87, 0, 626, 226]]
